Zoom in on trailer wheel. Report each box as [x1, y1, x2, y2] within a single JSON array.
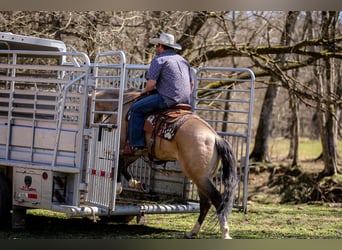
[[0, 173, 12, 228]]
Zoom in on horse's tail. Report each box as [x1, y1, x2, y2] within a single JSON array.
[[215, 136, 238, 218]]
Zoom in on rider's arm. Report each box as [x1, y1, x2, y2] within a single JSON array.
[[142, 79, 156, 94], [190, 81, 194, 91]]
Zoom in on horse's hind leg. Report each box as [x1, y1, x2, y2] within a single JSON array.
[[211, 188, 231, 239], [184, 192, 211, 239], [190, 178, 231, 239]]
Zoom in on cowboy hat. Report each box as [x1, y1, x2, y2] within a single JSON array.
[[149, 32, 182, 50]]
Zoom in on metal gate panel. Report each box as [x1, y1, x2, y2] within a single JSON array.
[[125, 64, 149, 89], [85, 61, 254, 212], [194, 67, 255, 212], [84, 51, 126, 210], [85, 128, 118, 209]]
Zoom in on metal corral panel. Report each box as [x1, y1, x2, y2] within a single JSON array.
[[113, 64, 255, 212], [194, 67, 255, 212], [118, 66, 255, 212]]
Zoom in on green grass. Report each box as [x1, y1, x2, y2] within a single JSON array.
[[1, 203, 341, 239], [268, 138, 342, 160], [230, 203, 342, 239], [144, 203, 342, 239], [1, 138, 340, 239]]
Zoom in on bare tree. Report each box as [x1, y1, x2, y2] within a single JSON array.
[[1, 11, 341, 176], [249, 11, 300, 163], [316, 11, 341, 177]]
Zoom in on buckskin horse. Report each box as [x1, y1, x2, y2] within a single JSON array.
[[87, 88, 238, 239]]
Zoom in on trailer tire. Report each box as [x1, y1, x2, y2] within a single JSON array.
[[0, 173, 12, 228]]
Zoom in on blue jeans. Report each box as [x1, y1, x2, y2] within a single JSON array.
[[128, 93, 169, 147]]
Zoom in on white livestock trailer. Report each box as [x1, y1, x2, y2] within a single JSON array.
[[0, 32, 254, 229]]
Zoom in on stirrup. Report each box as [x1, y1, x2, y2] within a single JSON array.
[[132, 147, 147, 156]]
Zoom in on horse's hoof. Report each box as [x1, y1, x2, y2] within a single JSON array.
[[141, 182, 148, 193], [129, 179, 148, 192], [116, 182, 123, 195], [128, 179, 140, 189]]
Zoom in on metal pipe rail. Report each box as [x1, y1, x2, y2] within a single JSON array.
[[53, 202, 200, 218], [194, 67, 255, 213]]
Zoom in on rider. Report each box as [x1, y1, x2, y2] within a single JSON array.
[[124, 32, 194, 156]]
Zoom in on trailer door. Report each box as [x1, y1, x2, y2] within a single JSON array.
[[84, 51, 126, 211]]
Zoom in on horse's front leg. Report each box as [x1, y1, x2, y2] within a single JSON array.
[[118, 156, 147, 192]]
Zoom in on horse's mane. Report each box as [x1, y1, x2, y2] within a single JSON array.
[[124, 88, 142, 104], [93, 88, 141, 103]]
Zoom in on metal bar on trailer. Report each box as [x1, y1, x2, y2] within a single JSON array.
[[0, 50, 77, 57], [51, 71, 89, 168], [53, 203, 200, 218], [0, 76, 71, 85], [0, 62, 86, 72], [4, 52, 17, 160], [0, 160, 80, 173]]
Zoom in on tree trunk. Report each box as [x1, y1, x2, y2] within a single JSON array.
[[317, 11, 340, 177], [249, 84, 277, 162], [317, 64, 339, 177], [287, 92, 299, 167], [318, 99, 339, 177], [249, 11, 300, 163]]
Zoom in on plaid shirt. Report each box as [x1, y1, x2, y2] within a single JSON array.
[[146, 50, 193, 106]]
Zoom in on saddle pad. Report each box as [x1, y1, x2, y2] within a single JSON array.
[[144, 109, 193, 141]]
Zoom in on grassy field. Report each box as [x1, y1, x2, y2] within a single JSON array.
[[1, 138, 341, 239], [268, 138, 342, 161], [138, 203, 342, 239], [0, 202, 341, 239]]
